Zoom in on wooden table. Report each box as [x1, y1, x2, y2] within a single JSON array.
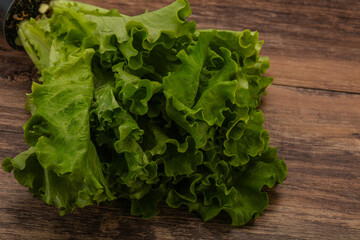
[[1, 0, 359, 239]]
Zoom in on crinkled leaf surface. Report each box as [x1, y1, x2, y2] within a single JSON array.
[[2, 0, 287, 226]]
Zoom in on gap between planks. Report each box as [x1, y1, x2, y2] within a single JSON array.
[[272, 83, 360, 96]]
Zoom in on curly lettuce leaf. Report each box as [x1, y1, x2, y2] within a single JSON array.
[[2, 0, 287, 226], [4, 49, 115, 215]]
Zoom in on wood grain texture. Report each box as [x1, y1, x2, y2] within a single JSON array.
[[0, 0, 359, 239]]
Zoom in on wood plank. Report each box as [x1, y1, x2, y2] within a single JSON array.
[[0, 81, 359, 239], [79, 0, 360, 93], [261, 85, 360, 238], [1, 0, 359, 93]]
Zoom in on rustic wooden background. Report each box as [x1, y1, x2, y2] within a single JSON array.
[[1, 0, 359, 239]]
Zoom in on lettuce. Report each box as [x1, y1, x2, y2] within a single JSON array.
[[2, 0, 287, 226]]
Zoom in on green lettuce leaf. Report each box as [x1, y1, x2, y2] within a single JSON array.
[[4, 48, 115, 215], [2, 0, 287, 225]]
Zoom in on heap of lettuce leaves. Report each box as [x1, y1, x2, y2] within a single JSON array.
[[2, 0, 287, 226]]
